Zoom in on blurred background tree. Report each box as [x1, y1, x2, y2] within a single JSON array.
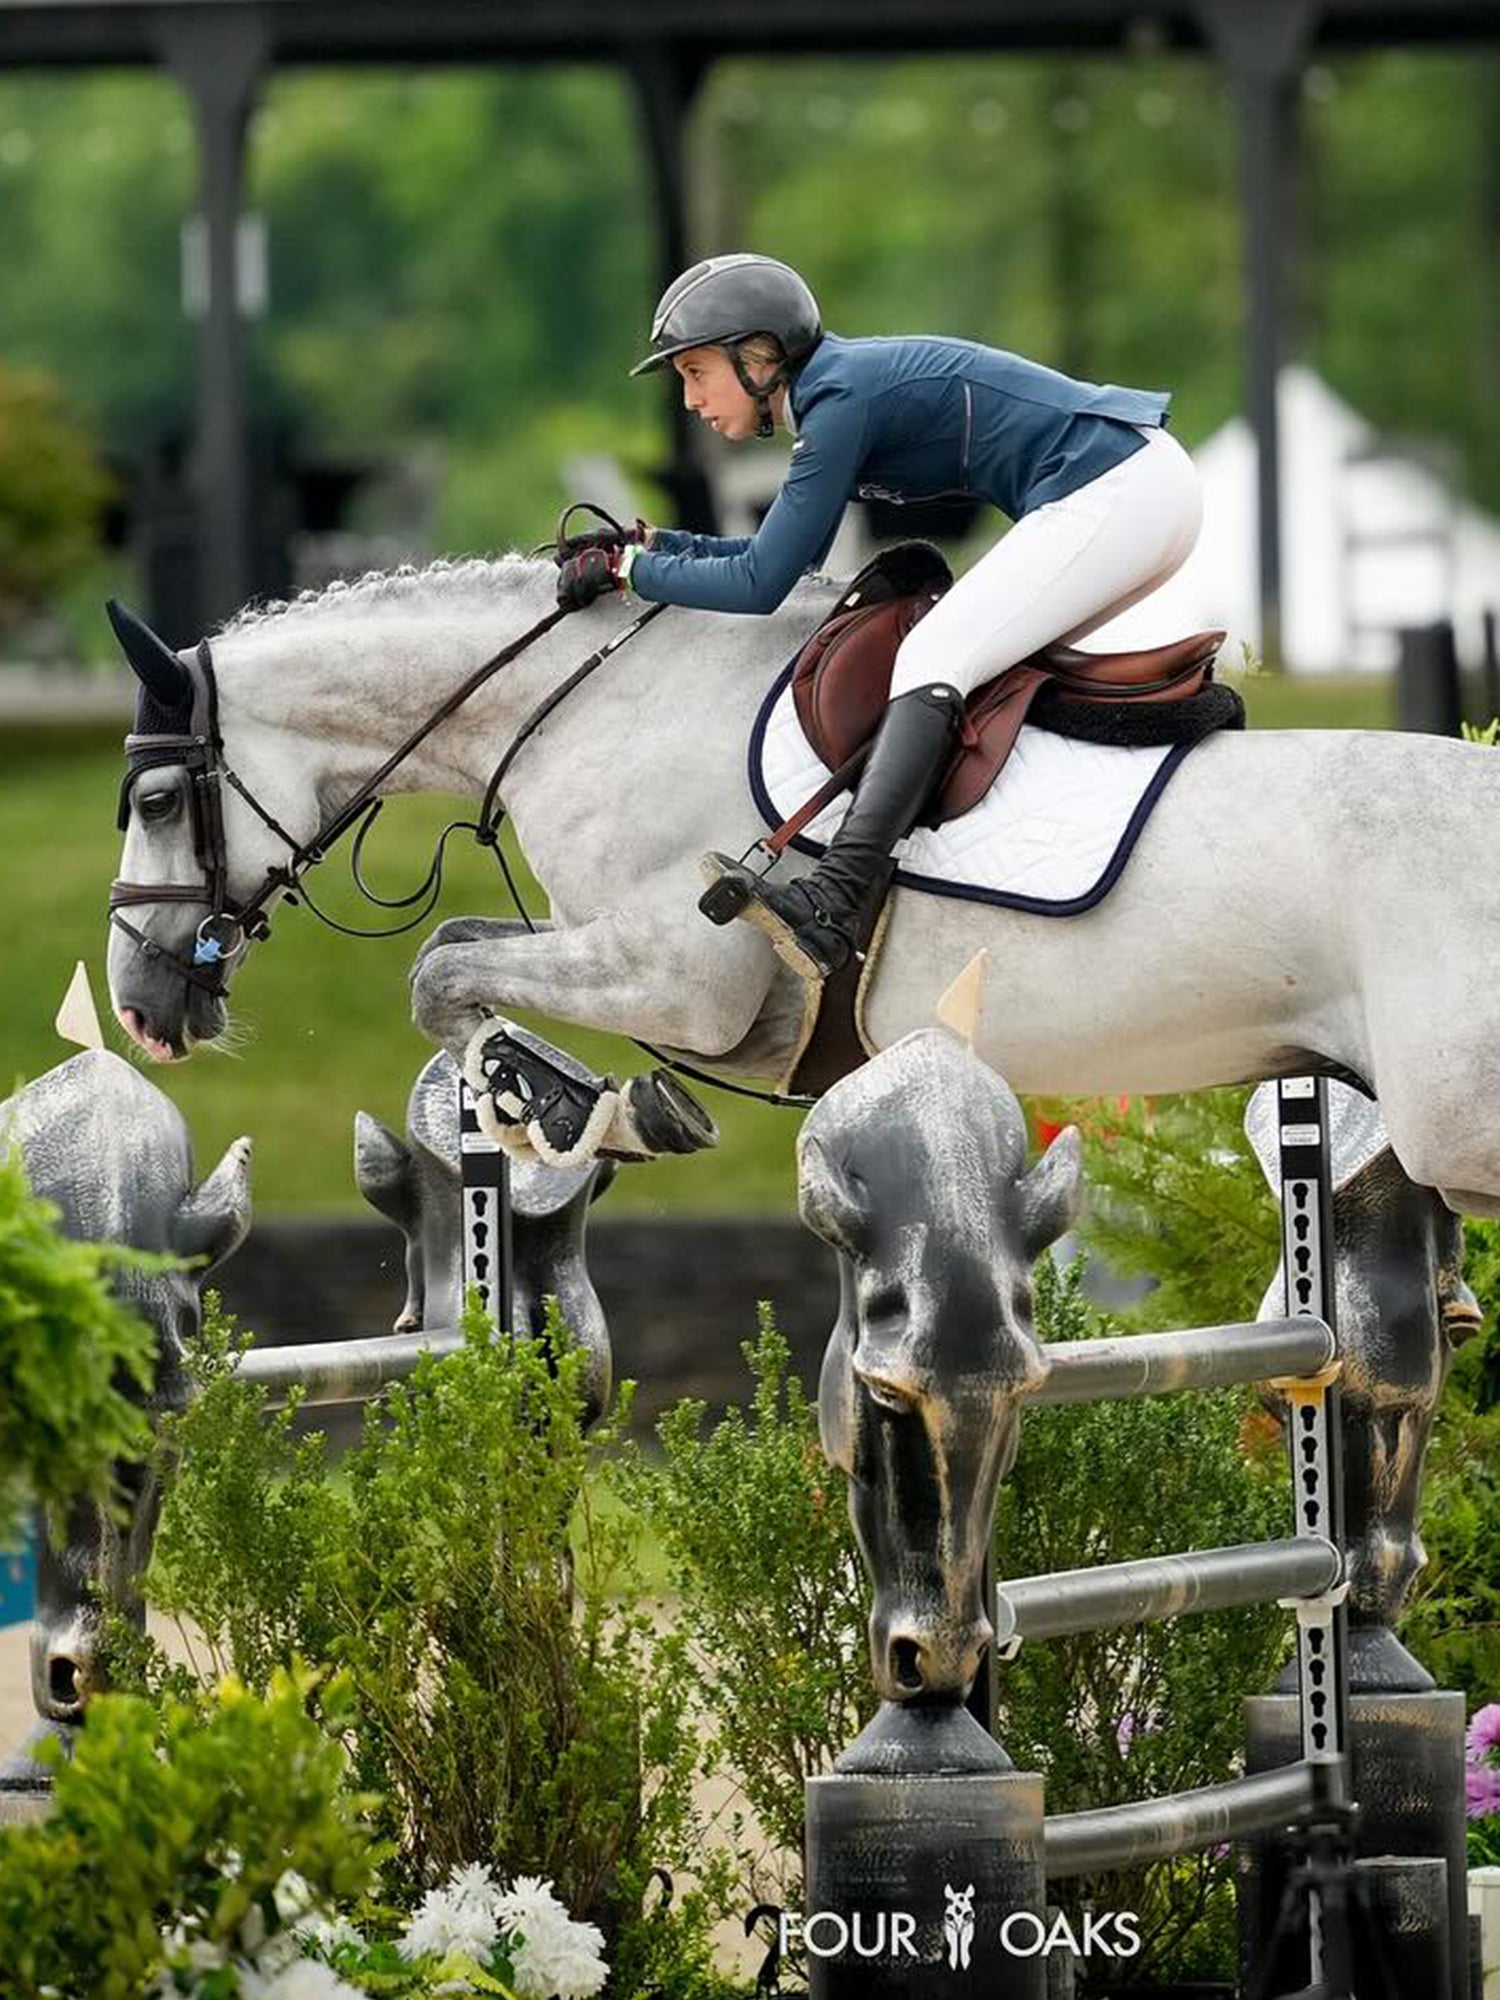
[[0, 365, 113, 642], [0, 48, 1493, 609]]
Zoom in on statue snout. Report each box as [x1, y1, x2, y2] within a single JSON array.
[[874, 1608, 993, 1703]]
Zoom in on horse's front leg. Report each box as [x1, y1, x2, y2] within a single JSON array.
[[410, 910, 775, 1165], [410, 907, 774, 1063], [410, 914, 552, 980]]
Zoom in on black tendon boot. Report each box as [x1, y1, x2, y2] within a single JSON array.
[[701, 682, 965, 979]]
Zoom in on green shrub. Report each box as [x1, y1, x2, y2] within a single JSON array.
[[0, 1141, 161, 1544], [618, 1308, 873, 1891], [1401, 1221, 1500, 1701], [1059, 1086, 1279, 1334], [998, 1258, 1292, 1987], [112, 1293, 735, 1994], [0, 1666, 379, 2000]]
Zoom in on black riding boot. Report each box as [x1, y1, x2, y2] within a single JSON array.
[[700, 681, 965, 979]]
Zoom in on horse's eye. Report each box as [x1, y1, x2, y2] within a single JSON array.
[[137, 788, 180, 824]]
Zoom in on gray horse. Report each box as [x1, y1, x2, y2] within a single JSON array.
[[0, 1052, 250, 1787], [102, 558, 1500, 1216], [799, 1030, 1082, 1702]]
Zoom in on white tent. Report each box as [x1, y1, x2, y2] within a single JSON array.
[[1090, 365, 1500, 673]]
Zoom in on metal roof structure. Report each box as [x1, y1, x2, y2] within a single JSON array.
[[4, 0, 1497, 65], [3, 0, 1493, 648]]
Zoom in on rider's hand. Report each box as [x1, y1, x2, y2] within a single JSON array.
[[556, 546, 623, 610], [556, 518, 650, 565]]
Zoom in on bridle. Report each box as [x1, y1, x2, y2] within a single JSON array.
[[108, 588, 671, 999], [108, 553, 818, 1109]]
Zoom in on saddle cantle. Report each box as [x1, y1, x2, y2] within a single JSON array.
[[787, 542, 1228, 829]]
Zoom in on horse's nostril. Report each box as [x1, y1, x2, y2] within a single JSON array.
[[891, 1638, 925, 1693]]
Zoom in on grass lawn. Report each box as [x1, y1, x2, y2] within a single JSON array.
[[0, 669, 1398, 1214]]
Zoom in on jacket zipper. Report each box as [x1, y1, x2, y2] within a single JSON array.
[[856, 381, 976, 506]]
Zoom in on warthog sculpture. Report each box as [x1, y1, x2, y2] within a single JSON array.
[[1247, 1079, 1483, 1690], [0, 1050, 250, 1792], [355, 1050, 614, 1426]]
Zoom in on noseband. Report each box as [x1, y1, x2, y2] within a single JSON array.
[[109, 599, 659, 1002]]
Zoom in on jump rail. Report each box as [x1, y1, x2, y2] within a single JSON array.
[[996, 1536, 1341, 1646], [235, 1328, 462, 1407], [1044, 1755, 1346, 1879], [1029, 1315, 1334, 1405]]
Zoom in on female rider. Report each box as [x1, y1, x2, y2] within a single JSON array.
[[555, 252, 1203, 982]]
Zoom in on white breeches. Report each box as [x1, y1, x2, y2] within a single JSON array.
[[890, 426, 1204, 700]]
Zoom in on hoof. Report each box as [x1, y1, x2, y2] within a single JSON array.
[[621, 1071, 720, 1156]]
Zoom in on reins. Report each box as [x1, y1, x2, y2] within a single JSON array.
[[112, 544, 818, 1112]]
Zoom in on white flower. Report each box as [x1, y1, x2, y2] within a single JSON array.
[[298, 1912, 365, 1956], [493, 1876, 608, 2000], [446, 1860, 502, 1913], [397, 1881, 500, 1965], [235, 1959, 366, 2000], [273, 1870, 317, 1926], [158, 1920, 230, 1977]]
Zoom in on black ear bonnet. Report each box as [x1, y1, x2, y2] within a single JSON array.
[[108, 600, 204, 830]]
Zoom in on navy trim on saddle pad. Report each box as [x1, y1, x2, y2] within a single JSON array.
[[747, 658, 1196, 918]]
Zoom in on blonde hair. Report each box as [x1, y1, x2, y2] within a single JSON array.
[[738, 333, 786, 370]]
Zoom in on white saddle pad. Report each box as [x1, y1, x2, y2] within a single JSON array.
[[750, 664, 1194, 916]]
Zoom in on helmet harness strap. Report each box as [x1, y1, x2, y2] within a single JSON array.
[[726, 342, 788, 440]]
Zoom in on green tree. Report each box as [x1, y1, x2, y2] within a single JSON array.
[[0, 1144, 160, 1545], [0, 365, 113, 637]]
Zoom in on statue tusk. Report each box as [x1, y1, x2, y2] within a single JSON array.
[[55, 960, 105, 1052]]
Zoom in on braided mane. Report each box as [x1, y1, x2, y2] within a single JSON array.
[[218, 553, 544, 637]]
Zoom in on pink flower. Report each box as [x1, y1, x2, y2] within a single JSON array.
[[1465, 1761, 1500, 1821], [1467, 1704, 1500, 1763]]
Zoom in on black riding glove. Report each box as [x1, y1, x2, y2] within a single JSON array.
[[556, 519, 649, 565], [556, 546, 623, 610]]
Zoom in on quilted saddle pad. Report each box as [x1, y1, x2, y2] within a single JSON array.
[[749, 660, 1196, 916]]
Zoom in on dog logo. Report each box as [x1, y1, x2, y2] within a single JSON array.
[[943, 1882, 976, 1971]]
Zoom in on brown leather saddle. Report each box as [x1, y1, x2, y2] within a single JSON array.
[[768, 543, 1226, 852]]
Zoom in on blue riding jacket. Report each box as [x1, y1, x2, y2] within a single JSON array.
[[626, 331, 1172, 616]]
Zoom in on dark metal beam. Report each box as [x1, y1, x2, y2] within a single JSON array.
[[628, 42, 718, 532], [155, 4, 267, 626], [1201, 0, 1319, 669], [3, 0, 1498, 70]]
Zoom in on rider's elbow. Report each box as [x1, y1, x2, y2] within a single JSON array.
[[742, 571, 793, 615]]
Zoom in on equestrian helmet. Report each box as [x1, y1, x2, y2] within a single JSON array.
[[629, 253, 822, 377]]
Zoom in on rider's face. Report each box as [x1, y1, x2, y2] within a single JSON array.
[[672, 346, 776, 441]]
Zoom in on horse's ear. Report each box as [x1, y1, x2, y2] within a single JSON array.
[[1017, 1124, 1084, 1262], [106, 599, 191, 710]]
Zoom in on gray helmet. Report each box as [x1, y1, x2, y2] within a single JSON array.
[[630, 253, 821, 378]]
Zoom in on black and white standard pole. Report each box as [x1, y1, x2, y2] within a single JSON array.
[[1272, 1076, 1349, 1988], [459, 1079, 513, 1330], [1242, 1077, 1467, 2000]]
